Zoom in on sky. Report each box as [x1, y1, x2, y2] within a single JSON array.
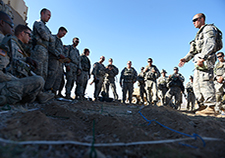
[[23, 0, 225, 99]]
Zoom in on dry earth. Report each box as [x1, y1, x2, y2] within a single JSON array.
[[0, 99, 224, 158]]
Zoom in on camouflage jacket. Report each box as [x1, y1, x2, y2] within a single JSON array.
[[80, 54, 91, 74], [144, 65, 160, 81], [137, 71, 145, 86], [104, 64, 119, 82], [186, 82, 194, 93], [91, 62, 106, 78], [64, 45, 81, 69], [49, 35, 63, 58], [120, 67, 137, 83], [214, 61, 225, 79], [157, 76, 168, 89]]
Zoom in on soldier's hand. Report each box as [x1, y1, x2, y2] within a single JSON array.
[[197, 59, 205, 67], [59, 54, 65, 59], [26, 57, 38, 69], [66, 66, 70, 72], [77, 69, 81, 75], [178, 58, 186, 67], [217, 76, 224, 83]]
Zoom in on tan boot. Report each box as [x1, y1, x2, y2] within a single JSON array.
[[37, 92, 55, 104], [195, 106, 215, 116], [0, 95, 7, 106]]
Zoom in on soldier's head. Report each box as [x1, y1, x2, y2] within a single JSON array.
[[83, 48, 90, 56], [189, 75, 193, 82], [141, 67, 144, 72], [217, 52, 224, 62], [127, 61, 132, 68], [108, 58, 113, 65], [147, 58, 153, 66], [192, 13, 205, 29], [40, 8, 51, 23], [174, 67, 179, 74], [161, 69, 167, 76], [0, 11, 14, 35], [57, 27, 67, 38], [99, 56, 105, 63], [15, 24, 31, 44], [72, 37, 79, 47]]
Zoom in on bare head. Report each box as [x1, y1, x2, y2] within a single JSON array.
[[99, 56, 105, 63], [192, 13, 205, 29], [40, 8, 51, 23], [15, 24, 31, 44], [127, 61, 132, 68], [108, 58, 113, 65], [57, 27, 67, 38]]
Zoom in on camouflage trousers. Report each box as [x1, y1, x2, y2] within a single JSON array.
[[94, 76, 104, 99], [122, 82, 133, 103], [44, 56, 60, 91], [102, 79, 118, 100], [158, 87, 168, 105], [0, 75, 44, 104], [187, 92, 195, 110], [65, 66, 78, 97], [75, 71, 89, 97], [31, 45, 48, 80], [165, 86, 181, 108], [53, 63, 64, 92], [214, 81, 225, 111], [145, 80, 158, 104], [193, 69, 215, 107], [139, 84, 146, 102]]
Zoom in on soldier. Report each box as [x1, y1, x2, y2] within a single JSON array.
[[91, 56, 106, 101], [64, 37, 81, 99], [0, 0, 14, 20], [144, 58, 160, 105], [44, 27, 68, 93], [31, 8, 53, 81], [102, 58, 119, 101], [179, 13, 221, 115], [214, 52, 225, 113], [165, 67, 185, 109], [186, 75, 195, 111], [0, 11, 14, 42], [120, 61, 137, 104], [75, 48, 91, 100], [137, 67, 147, 104], [157, 69, 169, 105]]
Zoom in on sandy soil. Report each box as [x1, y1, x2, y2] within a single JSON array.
[[0, 99, 224, 158]]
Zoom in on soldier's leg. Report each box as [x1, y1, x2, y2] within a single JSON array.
[[152, 81, 158, 105], [128, 83, 133, 103], [75, 73, 82, 99], [164, 88, 173, 106], [52, 63, 63, 94], [174, 88, 181, 110], [145, 81, 152, 104], [110, 81, 118, 100], [65, 68, 76, 98], [94, 77, 104, 99], [122, 83, 128, 103], [82, 72, 89, 97]]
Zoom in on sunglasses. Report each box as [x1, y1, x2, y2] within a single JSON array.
[[148, 61, 152, 62], [1, 19, 14, 28], [24, 31, 31, 37], [217, 55, 223, 58], [192, 17, 202, 23]]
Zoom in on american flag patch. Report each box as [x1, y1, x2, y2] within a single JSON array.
[[18, 49, 23, 54], [0, 49, 6, 57]]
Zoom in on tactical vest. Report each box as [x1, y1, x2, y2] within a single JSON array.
[[123, 67, 135, 82]]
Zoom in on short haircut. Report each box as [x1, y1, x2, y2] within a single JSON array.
[[148, 58, 152, 61], [83, 48, 89, 54], [199, 13, 206, 21], [0, 11, 11, 21], [217, 52, 224, 56], [58, 26, 67, 32], [15, 24, 31, 37], [40, 8, 49, 15], [72, 37, 79, 43]]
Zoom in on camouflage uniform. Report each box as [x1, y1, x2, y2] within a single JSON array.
[[165, 73, 185, 109], [31, 19, 53, 80], [183, 24, 218, 107], [144, 65, 160, 105], [0, 45, 44, 104], [64, 45, 81, 98], [102, 64, 119, 100], [0, 31, 4, 42], [91, 62, 106, 99], [157, 75, 168, 105], [44, 35, 63, 91], [120, 67, 137, 103], [137, 71, 146, 103], [75, 54, 91, 98], [0, 0, 14, 20], [186, 81, 195, 110]]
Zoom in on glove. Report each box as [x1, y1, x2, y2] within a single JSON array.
[[66, 66, 70, 72], [26, 57, 38, 70]]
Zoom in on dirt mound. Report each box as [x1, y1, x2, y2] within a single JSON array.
[[0, 100, 224, 158]]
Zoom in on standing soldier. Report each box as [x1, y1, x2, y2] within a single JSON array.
[[214, 52, 225, 113], [75, 48, 91, 100], [120, 61, 137, 104], [44, 27, 67, 93], [64, 37, 81, 99], [91, 56, 106, 101], [102, 58, 119, 101], [186, 75, 195, 111], [157, 69, 169, 106], [165, 67, 185, 109], [144, 58, 160, 106], [137, 67, 146, 104], [31, 8, 53, 81], [179, 13, 222, 115]]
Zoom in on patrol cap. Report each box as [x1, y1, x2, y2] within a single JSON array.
[[161, 69, 167, 73], [189, 75, 193, 79]]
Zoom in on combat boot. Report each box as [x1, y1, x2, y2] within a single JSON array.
[[37, 92, 55, 104], [195, 106, 215, 116], [0, 95, 7, 106]]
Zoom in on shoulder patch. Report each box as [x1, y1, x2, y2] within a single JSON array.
[[0, 49, 7, 57]]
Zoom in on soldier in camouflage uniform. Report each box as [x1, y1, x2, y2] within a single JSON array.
[[91, 56, 106, 101], [102, 58, 119, 100], [179, 13, 220, 115], [165, 67, 185, 109], [137, 67, 147, 104], [44, 27, 67, 93], [214, 52, 225, 113], [144, 58, 160, 105], [0, 0, 14, 20], [64, 37, 81, 99], [120, 61, 137, 104], [186, 75, 195, 111], [0, 11, 14, 42], [157, 69, 168, 106], [31, 8, 53, 81], [75, 48, 91, 100]]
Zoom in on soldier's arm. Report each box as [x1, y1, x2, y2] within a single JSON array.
[[34, 21, 50, 41], [154, 66, 161, 79]]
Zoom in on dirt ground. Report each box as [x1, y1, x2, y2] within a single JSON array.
[[0, 99, 224, 158]]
